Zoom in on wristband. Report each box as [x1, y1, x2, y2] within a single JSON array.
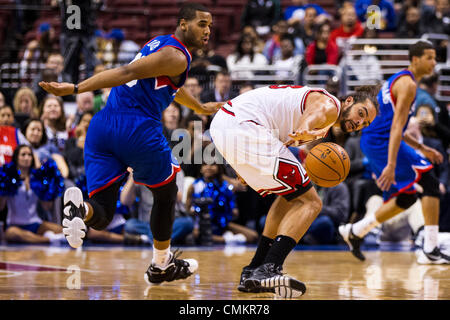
[[73, 84, 78, 94]]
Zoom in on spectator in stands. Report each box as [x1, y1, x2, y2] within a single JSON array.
[[0, 91, 5, 108], [226, 35, 269, 78], [68, 91, 95, 131], [186, 163, 258, 244], [54, 0, 101, 84], [284, 0, 330, 28], [0, 145, 66, 244], [121, 170, 194, 245], [32, 53, 72, 104], [22, 118, 68, 179], [19, 22, 59, 80], [330, 5, 364, 48], [272, 34, 303, 78], [0, 105, 14, 126], [162, 102, 184, 150], [263, 19, 305, 64], [102, 28, 141, 67], [406, 115, 448, 196], [12, 87, 39, 127], [355, 0, 397, 31], [421, 0, 450, 34], [242, 25, 266, 54], [305, 22, 339, 66], [0, 112, 29, 165], [416, 73, 450, 149], [396, 6, 425, 38], [39, 95, 69, 154], [295, 7, 319, 48], [201, 70, 238, 103], [241, 0, 282, 36]]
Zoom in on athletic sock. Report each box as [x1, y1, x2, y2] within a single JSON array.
[[352, 214, 380, 238], [263, 235, 297, 267], [248, 235, 274, 268], [423, 225, 439, 253], [152, 246, 171, 269]]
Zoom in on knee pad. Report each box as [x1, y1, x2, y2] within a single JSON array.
[[149, 179, 178, 241], [417, 170, 440, 198], [395, 193, 418, 209]]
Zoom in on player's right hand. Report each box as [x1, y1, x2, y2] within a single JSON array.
[[285, 128, 329, 146], [39, 81, 75, 96], [376, 163, 396, 191]]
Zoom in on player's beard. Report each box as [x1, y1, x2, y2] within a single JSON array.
[[339, 104, 353, 133]]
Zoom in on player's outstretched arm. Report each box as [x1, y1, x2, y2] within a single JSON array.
[[285, 96, 337, 146], [174, 87, 222, 115], [377, 77, 416, 191], [403, 133, 444, 164], [39, 47, 188, 96]]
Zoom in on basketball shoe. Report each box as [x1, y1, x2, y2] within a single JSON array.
[[144, 249, 198, 284], [243, 263, 306, 298], [62, 187, 87, 248], [416, 247, 450, 265], [339, 223, 366, 261], [237, 266, 275, 293]]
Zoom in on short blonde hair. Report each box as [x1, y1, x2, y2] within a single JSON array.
[[13, 87, 38, 117]]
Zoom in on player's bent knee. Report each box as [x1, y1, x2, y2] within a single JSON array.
[[395, 193, 418, 210], [418, 171, 440, 198]]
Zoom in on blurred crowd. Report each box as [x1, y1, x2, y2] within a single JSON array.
[[0, 0, 449, 247]]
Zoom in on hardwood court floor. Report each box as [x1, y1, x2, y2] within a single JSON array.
[[0, 245, 449, 300]]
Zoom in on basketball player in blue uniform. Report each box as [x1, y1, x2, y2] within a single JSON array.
[[39, 3, 221, 283], [339, 41, 449, 264]]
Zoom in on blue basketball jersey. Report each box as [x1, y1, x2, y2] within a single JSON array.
[[361, 69, 416, 140], [104, 34, 192, 122]]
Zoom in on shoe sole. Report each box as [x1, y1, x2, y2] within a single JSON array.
[[63, 187, 86, 249], [244, 275, 306, 298]]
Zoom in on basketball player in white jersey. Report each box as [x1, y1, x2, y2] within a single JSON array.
[[210, 84, 378, 298]]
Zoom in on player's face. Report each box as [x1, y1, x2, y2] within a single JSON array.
[[340, 98, 377, 133], [184, 11, 212, 50], [417, 49, 436, 76]]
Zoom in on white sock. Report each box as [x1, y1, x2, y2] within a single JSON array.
[[152, 246, 171, 268], [424, 225, 439, 253], [352, 215, 381, 238]]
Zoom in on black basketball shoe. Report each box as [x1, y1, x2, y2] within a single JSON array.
[[237, 266, 275, 293], [62, 187, 87, 248], [243, 263, 306, 298], [416, 247, 450, 264], [144, 249, 198, 284], [339, 223, 366, 261]]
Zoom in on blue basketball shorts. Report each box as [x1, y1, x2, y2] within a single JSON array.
[[84, 107, 180, 198], [360, 134, 433, 201]]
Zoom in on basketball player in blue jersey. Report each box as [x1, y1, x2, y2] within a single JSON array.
[[39, 3, 221, 284], [339, 41, 449, 264]]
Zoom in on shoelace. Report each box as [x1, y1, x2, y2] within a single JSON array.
[[172, 249, 189, 267]]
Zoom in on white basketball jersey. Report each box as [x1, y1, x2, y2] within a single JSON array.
[[225, 85, 341, 143]]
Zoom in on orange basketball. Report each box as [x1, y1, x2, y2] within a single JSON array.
[[304, 142, 350, 188]]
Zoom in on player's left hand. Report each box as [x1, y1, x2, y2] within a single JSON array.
[[199, 102, 223, 115], [39, 81, 75, 96], [420, 145, 443, 165]]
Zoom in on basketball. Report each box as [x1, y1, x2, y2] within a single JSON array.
[[304, 142, 350, 188]]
